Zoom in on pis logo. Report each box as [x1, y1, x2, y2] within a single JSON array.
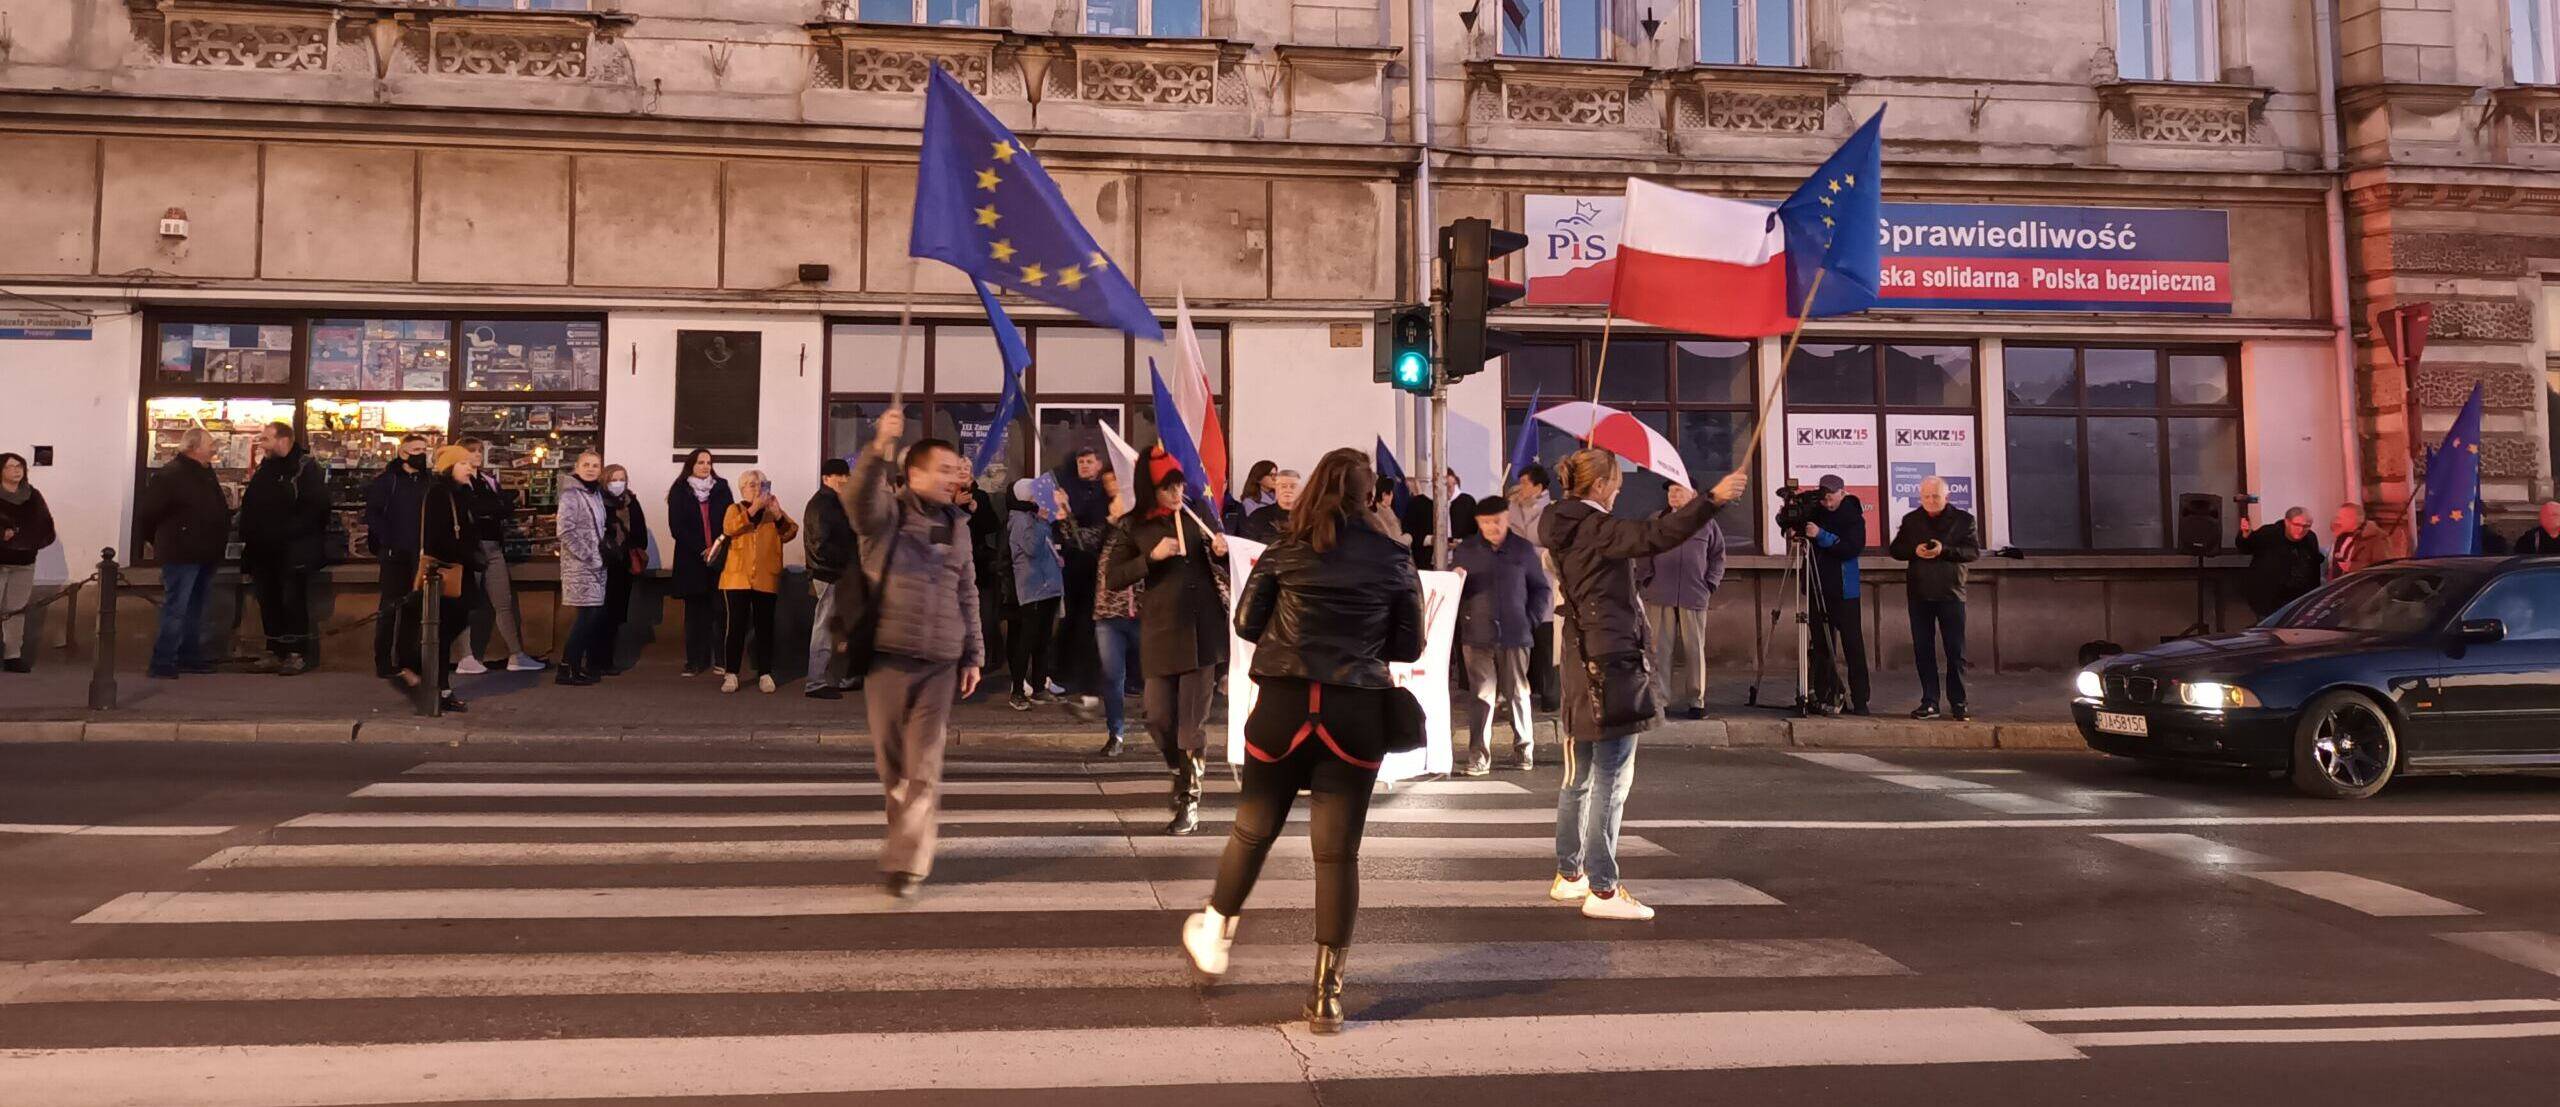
[[1545, 199, 1611, 262]]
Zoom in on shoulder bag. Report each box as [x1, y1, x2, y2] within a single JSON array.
[[827, 499, 904, 672]]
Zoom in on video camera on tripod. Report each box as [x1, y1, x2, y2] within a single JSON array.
[[1746, 480, 1848, 716], [1772, 482, 1830, 534]]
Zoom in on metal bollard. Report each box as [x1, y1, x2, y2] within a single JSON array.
[[419, 562, 443, 718], [88, 549, 118, 711]]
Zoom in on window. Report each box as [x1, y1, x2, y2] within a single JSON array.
[[2003, 344, 2239, 552], [2518, 0, 2560, 84], [138, 311, 606, 564], [2464, 572, 2560, 641], [1784, 342, 1979, 545], [2117, 0, 2218, 82], [1086, 0, 1202, 37], [824, 317, 1228, 485], [857, 0, 982, 25], [1501, 335, 1761, 547], [1500, 0, 1607, 60], [1699, 0, 1801, 66]]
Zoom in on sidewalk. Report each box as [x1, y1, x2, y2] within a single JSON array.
[[0, 662, 2085, 751]]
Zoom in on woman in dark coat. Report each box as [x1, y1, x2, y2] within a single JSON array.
[[1540, 449, 1746, 923], [665, 448, 734, 676], [0, 451, 58, 673], [1105, 451, 1230, 835], [1179, 446, 1423, 1036], [598, 464, 648, 675], [389, 445, 481, 713], [1051, 449, 1110, 702]]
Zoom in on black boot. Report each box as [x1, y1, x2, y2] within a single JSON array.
[[1306, 944, 1347, 1034], [1167, 754, 1202, 836]]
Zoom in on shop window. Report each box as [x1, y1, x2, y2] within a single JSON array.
[[1699, 0, 1801, 66], [139, 311, 605, 565], [1501, 335, 1760, 547], [857, 0, 982, 24], [309, 319, 451, 392], [2515, 0, 2559, 84], [153, 321, 293, 387], [1086, 0, 1203, 37], [1501, 0, 1607, 60], [1783, 341, 1982, 545], [2116, 0, 2218, 82], [2003, 344, 2240, 552]]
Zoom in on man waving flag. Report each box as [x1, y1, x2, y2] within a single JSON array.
[[912, 66, 1161, 341]]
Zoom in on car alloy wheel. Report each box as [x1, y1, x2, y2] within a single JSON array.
[[2290, 690, 2398, 800]]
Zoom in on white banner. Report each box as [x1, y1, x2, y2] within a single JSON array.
[[1884, 414, 1978, 522], [1781, 412, 1882, 541], [1223, 537, 1460, 783]]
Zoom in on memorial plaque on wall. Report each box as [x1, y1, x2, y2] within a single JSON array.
[[673, 330, 761, 451]]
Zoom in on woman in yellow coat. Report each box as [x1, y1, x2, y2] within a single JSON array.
[[718, 469, 799, 693]]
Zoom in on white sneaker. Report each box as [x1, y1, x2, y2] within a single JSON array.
[[720, 674, 740, 694], [1181, 906, 1237, 977], [452, 655, 488, 676], [1548, 874, 1589, 902], [507, 653, 548, 672], [758, 674, 776, 694], [1581, 887, 1656, 921]]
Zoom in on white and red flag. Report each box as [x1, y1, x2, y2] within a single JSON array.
[[1608, 177, 1794, 338], [1166, 293, 1228, 502]]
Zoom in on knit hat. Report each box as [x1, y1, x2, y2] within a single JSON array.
[[431, 444, 475, 474], [1145, 447, 1186, 494]]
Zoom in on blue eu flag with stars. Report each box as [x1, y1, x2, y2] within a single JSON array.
[[1774, 106, 1886, 319], [913, 66, 1162, 342], [2415, 382, 2485, 558]]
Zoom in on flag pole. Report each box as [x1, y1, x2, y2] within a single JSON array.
[[1582, 312, 1621, 446], [1733, 267, 1829, 472], [889, 256, 920, 423]]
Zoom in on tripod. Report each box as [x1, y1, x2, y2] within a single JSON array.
[[1746, 535, 1840, 717]]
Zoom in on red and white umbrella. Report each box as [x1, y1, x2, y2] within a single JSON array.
[[1531, 401, 1691, 489]]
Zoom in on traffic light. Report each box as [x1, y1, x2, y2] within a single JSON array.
[[1375, 303, 1434, 394], [1439, 217, 1528, 382]]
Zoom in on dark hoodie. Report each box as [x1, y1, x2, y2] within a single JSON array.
[[238, 445, 330, 570], [363, 456, 431, 556]]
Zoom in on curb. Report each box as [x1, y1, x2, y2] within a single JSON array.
[[0, 717, 2092, 753]]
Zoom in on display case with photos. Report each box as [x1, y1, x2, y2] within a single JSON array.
[[304, 399, 451, 560], [154, 322, 294, 386], [462, 320, 603, 393], [141, 397, 294, 559], [308, 318, 453, 392], [455, 401, 601, 561]]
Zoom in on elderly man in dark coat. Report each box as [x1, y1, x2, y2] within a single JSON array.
[[1452, 498, 1551, 775]]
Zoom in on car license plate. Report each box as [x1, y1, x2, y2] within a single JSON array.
[[2096, 711, 2149, 737]]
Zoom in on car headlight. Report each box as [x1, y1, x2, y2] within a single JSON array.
[[2177, 681, 2258, 710], [2074, 670, 2104, 699]]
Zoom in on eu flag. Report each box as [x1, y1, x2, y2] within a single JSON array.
[[1148, 358, 1211, 501], [1774, 106, 1886, 319], [914, 67, 1162, 341], [2416, 382, 2485, 558], [968, 279, 1032, 474], [1375, 437, 1412, 517]]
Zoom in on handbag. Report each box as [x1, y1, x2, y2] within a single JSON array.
[[1565, 605, 1659, 730], [1380, 684, 1427, 754], [826, 499, 903, 672]]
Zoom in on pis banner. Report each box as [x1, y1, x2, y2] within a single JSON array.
[[1525, 195, 2231, 315]]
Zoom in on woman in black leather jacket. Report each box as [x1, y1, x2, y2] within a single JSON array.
[[1180, 446, 1422, 1035]]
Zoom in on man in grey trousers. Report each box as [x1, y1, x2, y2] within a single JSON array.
[[801, 457, 859, 699], [1638, 481, 1726, 721], [847, 411, 982, 898]]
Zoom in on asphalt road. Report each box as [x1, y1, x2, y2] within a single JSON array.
[[4, 738, 2559, 1105]]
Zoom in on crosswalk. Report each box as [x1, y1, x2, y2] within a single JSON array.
[[0, 751, 1963, 1103]]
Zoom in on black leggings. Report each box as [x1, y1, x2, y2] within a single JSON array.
[[1007, 597, 1059, 694], [1210, 684, 1381, 947], [721, 589, 777, 676]]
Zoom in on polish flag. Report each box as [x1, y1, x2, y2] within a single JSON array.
[[1168, 293, 1228, 502], [1609, 177, 1795, 338]]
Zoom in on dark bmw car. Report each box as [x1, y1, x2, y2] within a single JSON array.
[[2074, 557, 2560, 799]]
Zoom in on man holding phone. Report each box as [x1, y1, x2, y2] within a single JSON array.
[[1889, 476, 1980, 720]]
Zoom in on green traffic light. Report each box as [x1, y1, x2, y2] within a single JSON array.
[[1396, 351, 1428, 386]]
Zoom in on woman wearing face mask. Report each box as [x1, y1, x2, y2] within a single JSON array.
[[390, 445, 480, 713], [717, 469, 798, 694], [665, 448, 734, 677], [554, 450, 610, 686], [0, 451, 59, 673], [597, 464, 646, 676]]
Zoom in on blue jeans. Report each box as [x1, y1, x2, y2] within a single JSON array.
[[1555, 735, 1639, 894], [150, 562, 216, 675], [1095, 617, 1141, 738]]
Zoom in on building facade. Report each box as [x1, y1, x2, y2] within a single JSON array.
[[0, 0, 2549, 672]]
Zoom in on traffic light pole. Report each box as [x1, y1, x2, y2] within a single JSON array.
[[1431, 375, 1450, 571]]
